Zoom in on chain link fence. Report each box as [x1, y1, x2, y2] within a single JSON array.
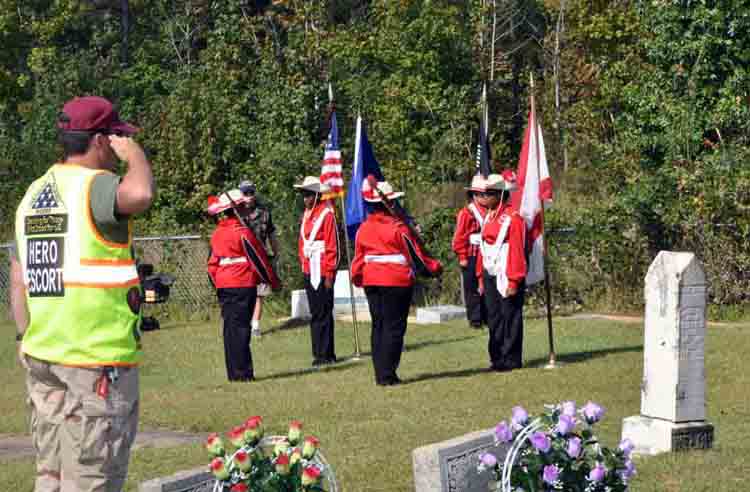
[[1, 236, 214, 321]]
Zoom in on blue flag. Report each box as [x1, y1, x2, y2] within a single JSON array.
[[345, 116, 384, 240]]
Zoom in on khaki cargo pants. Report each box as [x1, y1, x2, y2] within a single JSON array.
[[25, 356, 139, 492]]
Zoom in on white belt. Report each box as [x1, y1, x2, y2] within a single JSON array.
[[219, 257, 248, 266], [364, 254, 408, 265], [469, 233, 482, 246], [303, 240, 325, 290]]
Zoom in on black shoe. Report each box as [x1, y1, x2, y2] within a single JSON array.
[[377, 377, 402, 386], [470, 322, 483, 329], [312, 359, 323, 367]]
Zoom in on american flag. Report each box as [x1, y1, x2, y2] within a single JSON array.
[[320, 110, 344, 200], [475, 83, 492, 178], [32, 183, 60, 209]]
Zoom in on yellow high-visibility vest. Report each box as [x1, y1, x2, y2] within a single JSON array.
[[15, 164, 141, 366]]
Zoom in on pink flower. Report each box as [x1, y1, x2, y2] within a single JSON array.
[[288, 420, 303, 445], [302, 436, 320, 459], [588, 462, 607, 482], [560, 400, 576, 417], [494, 421, 513, 443], [619, 438, 635, 457], [275, 453, 290, 475], [210, 457, 230, 480], [205, 433, 225, 457], [227, 425, 246, 448], [234, 450, 251, 472], [243, 416, 264, 445], [301, 465, 322, 486]]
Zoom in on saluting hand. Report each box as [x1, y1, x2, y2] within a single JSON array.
[[109, 135, 147, 163]]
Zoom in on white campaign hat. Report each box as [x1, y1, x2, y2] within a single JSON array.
[[207, 189, 252, 215], [465, 174, 488, 192], [484, 173, 517, 192], [361, 178, 405, 203], [293, 176, 331, 194]]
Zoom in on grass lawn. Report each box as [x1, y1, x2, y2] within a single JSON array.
[[1, 314, 749, 491]]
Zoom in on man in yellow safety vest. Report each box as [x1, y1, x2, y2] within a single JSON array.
[[10, 96, 155, 492]]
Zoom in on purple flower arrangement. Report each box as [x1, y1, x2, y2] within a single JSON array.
[[206, 417, 329, 491], [478, 401, 637, 492]]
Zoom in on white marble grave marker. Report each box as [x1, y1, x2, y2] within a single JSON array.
[[622, 251, 714, 455]]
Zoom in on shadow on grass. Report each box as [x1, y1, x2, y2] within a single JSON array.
[[402, 367, 492, 384], [403, 344, 643, 385], [524, 344, 643, 367], [256, 356, 366, 382]]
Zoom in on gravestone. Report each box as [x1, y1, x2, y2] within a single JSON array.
[[139, 466, 214, 492], [290, 289, 311, 319], [413, 428, 510, 492], [333, 269, 368, 314], [621, 251, 714, 455], [415, 305, 466, 324]]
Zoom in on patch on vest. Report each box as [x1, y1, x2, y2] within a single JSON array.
[[24, 214, 68, 235], [26, 238, 65, 297], [30, 175, 66, 213]]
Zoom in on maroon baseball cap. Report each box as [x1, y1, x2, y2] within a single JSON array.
[[57, 96, 139, 135]]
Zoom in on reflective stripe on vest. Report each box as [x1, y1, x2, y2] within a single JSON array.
[[15, 164, 141, 366]]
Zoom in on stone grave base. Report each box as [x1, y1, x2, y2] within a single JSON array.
[[139, 465, 213, 492], [415, 305, 465, 324], [413, 428, 510, 492], [622, 416, 714, 456]]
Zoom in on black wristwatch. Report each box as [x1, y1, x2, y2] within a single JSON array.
[[16, 333, 24, 342]]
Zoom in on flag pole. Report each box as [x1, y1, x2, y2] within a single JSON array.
[[328, 83, 361, 359], [529, 73, 558, 369], [339, 193, 362, 359]]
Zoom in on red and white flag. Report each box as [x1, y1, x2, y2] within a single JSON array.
[[512, 106, 553, 286]]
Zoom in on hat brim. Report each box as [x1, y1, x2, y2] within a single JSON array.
[[485, 183, 517, 192], [464, 186, 486, 192], [207, 195, 251, 215], [364, 191, 404, 203], [293, 184, 330, 193], [110, 121, 139, 136]]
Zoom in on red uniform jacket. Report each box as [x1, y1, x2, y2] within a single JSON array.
[[208, 217, 280, 289], [352, 211, 443, 287], [451, 202, 487, 263], [297, 202, 340, 280], [476, 205, 527, 291]]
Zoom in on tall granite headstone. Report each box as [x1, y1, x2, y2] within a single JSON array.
[[413, 429, 510, 492], [621, 251, 714, 455]]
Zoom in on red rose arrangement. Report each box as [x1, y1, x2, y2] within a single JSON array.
[[206, 417, 330, 491]]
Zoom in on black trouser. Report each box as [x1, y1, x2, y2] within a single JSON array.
[[365, 285, 414, 384], [483, 272, 525, 370], [304, 275, 336, 363], [462, 255, 487, 326], [217, 287, 257, 381]]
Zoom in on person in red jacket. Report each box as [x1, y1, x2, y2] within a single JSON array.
[[295, 176, 340, 366], [351, 178, 442, 386], [452, 174, 489, 329], [476, 172, 527, 372], [207, 189, 280, 381]]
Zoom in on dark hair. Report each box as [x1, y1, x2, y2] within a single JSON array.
[[59, 131, 93, 160], [366, 202, 387, 214]]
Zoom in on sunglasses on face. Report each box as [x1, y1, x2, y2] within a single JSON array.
[[477, 191, 501, 198]]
